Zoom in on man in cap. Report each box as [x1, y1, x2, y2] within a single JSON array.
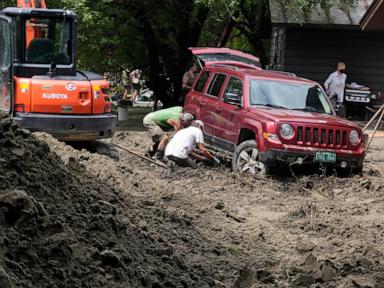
[[165, 120, 220, 168], [143, 106, 194, 160]]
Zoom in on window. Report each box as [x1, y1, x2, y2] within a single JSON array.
[[207, 73, 226, 97], [0, 20, 11, 68], [24, 17, 72, 64], [249, 79, 331, 114], [224, 77, 243, 98], [194, 71, 210, 92], [198, 53, 260, 68]]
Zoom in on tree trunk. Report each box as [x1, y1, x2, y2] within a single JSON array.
[[173, 5, 209, 106], [217, 12, 238, 48]]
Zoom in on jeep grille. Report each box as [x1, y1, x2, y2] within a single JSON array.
[[295, 125, 351, 149]]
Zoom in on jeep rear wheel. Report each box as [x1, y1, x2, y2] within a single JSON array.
[[232, 140, 267, 175]]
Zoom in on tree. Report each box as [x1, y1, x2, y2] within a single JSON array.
[[1, 0, 359, 106], [113, 0, 210, 107]]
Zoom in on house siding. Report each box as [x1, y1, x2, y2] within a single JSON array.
[[281, 27, 384, 93]]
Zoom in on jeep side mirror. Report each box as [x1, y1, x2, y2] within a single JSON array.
[[224, 92, 242, 107]]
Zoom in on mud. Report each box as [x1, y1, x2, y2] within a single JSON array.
[[1, 111, 384, 287]]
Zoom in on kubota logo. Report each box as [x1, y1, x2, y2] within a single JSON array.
[[42, 93, 69, 99], [65, 82, 77, 91]]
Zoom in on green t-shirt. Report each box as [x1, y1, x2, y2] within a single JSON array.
[[143, 106, 183, 130]]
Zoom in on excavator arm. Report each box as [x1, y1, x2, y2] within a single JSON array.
[[17, 0, 46, 8], [17, 0, 47, 47]]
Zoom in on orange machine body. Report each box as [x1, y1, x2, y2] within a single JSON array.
[[14, 77, 110, 115], [0, 5, 116, 140]]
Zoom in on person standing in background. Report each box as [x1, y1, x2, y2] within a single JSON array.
[[324, 62, 347, 110], [130, 69, 142, 103], [180, 64, 198, 104], [122, 70, 130, 100]]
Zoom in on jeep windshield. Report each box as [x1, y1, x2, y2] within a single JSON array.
[[249, 79, 332, 114]]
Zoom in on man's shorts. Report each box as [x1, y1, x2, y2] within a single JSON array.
[[146, 124, 165, 142], [133, 83, 140, 92]]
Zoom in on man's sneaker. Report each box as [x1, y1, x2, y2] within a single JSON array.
[[145, 148, 156, 158], [156, 150, 164, 161]]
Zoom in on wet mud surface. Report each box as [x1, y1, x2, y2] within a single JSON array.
[[1, 112, 384, 287]]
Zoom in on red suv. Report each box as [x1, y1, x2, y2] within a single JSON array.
[[185, 48, 366, 174]]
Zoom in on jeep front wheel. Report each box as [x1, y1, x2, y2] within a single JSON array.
[[232, 140, 267, 175]]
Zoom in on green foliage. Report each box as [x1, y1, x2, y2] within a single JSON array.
[[0, 0, 15, 8], [0, 0, 362, 103], [46, 0, 146, 74], [282, 0, 358, 11]]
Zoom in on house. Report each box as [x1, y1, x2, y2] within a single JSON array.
[[361, 0, 384, 30], [268, 0, 384, 95]]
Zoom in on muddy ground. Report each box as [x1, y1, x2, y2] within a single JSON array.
[[1, 109, 384, 287]]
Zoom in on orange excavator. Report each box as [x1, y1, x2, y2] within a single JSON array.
[[0, 0, 116, 140]]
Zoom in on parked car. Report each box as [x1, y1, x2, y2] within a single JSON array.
[[111, 87, 162, 108], [185, 48, 367, 175]]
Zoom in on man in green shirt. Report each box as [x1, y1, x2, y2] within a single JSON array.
[[143, 106, 194, 160]]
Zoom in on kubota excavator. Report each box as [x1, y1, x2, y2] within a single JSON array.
[[0, 0, 116, 140]]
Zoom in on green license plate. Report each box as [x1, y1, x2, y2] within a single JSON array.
[[315, 151, 336, 163]]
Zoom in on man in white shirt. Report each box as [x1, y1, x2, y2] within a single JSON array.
[[324, 62, 347, 109], [165, 120, 219, 168]]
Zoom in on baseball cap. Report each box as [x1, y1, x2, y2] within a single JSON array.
[[193, 120, 204, 130], [181, 112, 194, 122]]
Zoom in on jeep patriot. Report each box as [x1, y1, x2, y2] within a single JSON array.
[[184, 48, 366, 174]]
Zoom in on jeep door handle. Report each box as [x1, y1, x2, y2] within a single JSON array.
[[216, 106, 222, 112], [199, 100, 206, 106]]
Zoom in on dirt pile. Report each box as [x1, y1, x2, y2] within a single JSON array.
[[31, 129, 384, 288], [2, 111, 384, 288], [0, 114, 219, 288]]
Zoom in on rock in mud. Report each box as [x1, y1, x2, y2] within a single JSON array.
[[99, 250, 124, 268], [10, 147, 25, 157], [352, 278, 377, 288], [303, 254, 321, 271], [321, 264, 337, 282], [292, 273, 315, 287], [214, 200, 225, 210], [235, 268, 274, 287], [0, 190, 34, 225], [296, 239, 315, 253]]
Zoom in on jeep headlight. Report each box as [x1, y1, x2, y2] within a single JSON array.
[[349, 130, 360, 146], [280, 124, 294, 139]]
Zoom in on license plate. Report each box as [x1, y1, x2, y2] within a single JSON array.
[[315, 151, 336, 163], [61, 105, 72, 113]]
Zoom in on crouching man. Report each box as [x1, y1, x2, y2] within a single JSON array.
[[165, 120, 220, 168], [143, 106, 194, 160]]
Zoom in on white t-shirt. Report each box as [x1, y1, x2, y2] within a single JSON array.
[[130, 69, 141, 84], [324, 71, 347, 103], [165, 126, 204, 159]]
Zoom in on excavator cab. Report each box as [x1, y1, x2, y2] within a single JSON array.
[[4, 8, 77, 77], [0, 7, 116, 141]]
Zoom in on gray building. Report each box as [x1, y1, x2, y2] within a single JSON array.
[[268, 0, 384, 95]]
